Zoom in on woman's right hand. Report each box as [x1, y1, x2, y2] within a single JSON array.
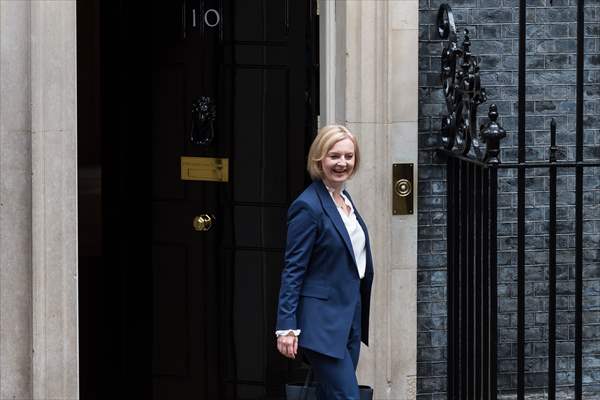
[[277, 333, 298, 359]]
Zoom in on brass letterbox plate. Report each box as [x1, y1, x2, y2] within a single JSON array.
[[393, 163, 414, 215], [181, 156, 229, 182]]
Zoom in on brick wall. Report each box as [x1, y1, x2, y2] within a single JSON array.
[[418, 0, 600, 398]]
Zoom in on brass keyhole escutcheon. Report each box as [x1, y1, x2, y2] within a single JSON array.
[[394, 179, 412, 197], [193, 214, 215, 231]]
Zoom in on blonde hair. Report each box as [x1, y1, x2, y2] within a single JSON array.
[[307, 125, 360, 180]]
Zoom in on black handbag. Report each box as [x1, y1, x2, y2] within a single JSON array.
[[285, 368, 374, 400], [358, 385, 374, 400], [285, 368, 317, 400]]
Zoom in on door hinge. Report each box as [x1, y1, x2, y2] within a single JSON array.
[[317, 114, 321, 128], [316, 0, 320, 16]]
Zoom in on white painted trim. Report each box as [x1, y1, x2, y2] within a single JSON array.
[[319, 0, 337, 127]]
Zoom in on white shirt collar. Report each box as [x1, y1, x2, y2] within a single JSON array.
[[324, 183, 353, 212], [323, 182, 346, 195]]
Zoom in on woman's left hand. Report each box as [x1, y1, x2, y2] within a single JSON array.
[[276, 333, 298, 359]]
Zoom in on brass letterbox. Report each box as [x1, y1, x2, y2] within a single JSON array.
[[180, 156, 229, 182]]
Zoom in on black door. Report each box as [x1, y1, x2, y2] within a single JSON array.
[[151, 1, 318, 398]]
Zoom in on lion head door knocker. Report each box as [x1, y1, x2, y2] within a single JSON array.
[[190, 96, 216, 146]]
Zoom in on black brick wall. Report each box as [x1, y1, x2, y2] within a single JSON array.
[[418, 0, 600, 398]]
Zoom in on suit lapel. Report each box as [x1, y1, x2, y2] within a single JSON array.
[[343, 189, 374, 277], [314, 181, 358, 267]]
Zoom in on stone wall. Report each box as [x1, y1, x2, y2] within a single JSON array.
[[418, 0, 600, 398], [0, 1, 78, 398]]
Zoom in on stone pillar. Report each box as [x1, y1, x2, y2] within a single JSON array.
[[0, 1, 79, 398], [325, 0, 419, 398], [31, 2, 79, 398], [0, 2, 34, 397]]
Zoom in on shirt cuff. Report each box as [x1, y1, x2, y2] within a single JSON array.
[[275, 329, 301, 337]]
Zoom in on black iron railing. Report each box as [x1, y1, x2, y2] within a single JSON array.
[[445, 156, 499, 399], [436, 5, 503, 398], [436, 2, 600, 399]]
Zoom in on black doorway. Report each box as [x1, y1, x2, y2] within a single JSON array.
[[77, 0, 154, 398], [77, 1, 319, 398]]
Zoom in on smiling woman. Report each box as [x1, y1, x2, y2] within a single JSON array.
[[276, 125, 373, 399], [307, 125, 361, 185], [321, 138, 356, 190]]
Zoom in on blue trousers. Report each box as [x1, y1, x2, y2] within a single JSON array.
[[301, 299, 362, 400]]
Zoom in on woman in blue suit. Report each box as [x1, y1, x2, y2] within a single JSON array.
[[276, 125, 374, 399]]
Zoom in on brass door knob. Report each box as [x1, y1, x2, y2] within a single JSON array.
[[193, 214, 215, 231]]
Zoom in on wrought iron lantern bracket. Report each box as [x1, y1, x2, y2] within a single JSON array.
[[436, 3, 505, 163]]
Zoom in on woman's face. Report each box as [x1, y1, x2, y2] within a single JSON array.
[[320, 138, 355, 187]]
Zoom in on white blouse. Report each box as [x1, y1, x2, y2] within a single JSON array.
[[327, 188, 367, 280], [276, 187, 367, 338]]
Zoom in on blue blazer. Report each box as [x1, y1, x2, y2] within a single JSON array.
[[276, 180, 374, 359]]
